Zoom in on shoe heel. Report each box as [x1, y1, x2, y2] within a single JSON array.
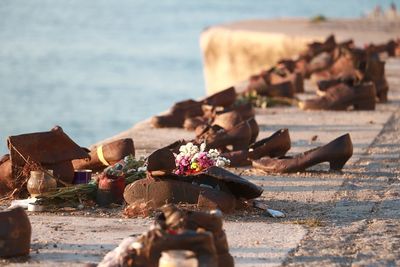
[[353, 99, 375, 110], [329, 158, 348, 171], [377, 90, 388, 103]]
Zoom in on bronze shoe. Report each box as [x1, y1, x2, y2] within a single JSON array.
[[245, 70, 296, 98], [316, 71, 363, 96], [366, 39, 397, 57], [248, 129, 291, 160], [0, 207, 31, 258], [252, 133, 353, 173], [300, 34, 336, 61], [299, 81, 376, 111]]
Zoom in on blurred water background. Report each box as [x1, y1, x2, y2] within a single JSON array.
[[0, 0, 399, 154]]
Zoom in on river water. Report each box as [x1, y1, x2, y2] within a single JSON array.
[[0, 0, 398, 153]]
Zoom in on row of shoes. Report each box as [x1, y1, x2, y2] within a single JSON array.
[[298, 36, 400, 110], [243, 35, 400, 110], [151, 36, 399, 121]]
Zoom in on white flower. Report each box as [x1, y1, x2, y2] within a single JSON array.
[[179, 142, 199, 157], [191, 152, 199, 163], [215, 157, 230, 167], [200, 143, 206, 152], [207, 149, 220, 160]]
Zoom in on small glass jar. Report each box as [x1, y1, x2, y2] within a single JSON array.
[[27, 170, 57, 197], [158, 250, 198, 267]]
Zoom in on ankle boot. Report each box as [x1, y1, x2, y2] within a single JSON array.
[[248, 129, 291, 160], [0, 207, 31, 258], [72, 139, 135, 172], [252, 133, 353, 173], [299, 81, 376, 111]]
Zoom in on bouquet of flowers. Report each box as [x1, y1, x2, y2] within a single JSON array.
[[174, 142, 230, 175]]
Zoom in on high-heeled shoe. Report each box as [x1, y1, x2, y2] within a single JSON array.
[[252, 133, 353, 173], [248, 128, 291, 160], [0, 207, 31, 258]]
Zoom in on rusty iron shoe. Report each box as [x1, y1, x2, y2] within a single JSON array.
[[248, 128, 291, 160], [252, 133, 353, 173], [0, 207, 31, 258], [300, 34, 337, 61], [245, 70, 296, 98], [72, 138, 135, 172], [315, 71, 363, 96], [299, 81, 376, 111]]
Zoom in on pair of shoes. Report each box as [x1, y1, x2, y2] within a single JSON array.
[[299, 81, 376, 111], [151, 87, 236, 128], [221, 128, 290, 167], [0, 207, 31, 258], [252, 133, 353, 173]]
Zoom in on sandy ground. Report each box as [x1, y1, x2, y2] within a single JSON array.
[[1, 57, 399, 266]]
